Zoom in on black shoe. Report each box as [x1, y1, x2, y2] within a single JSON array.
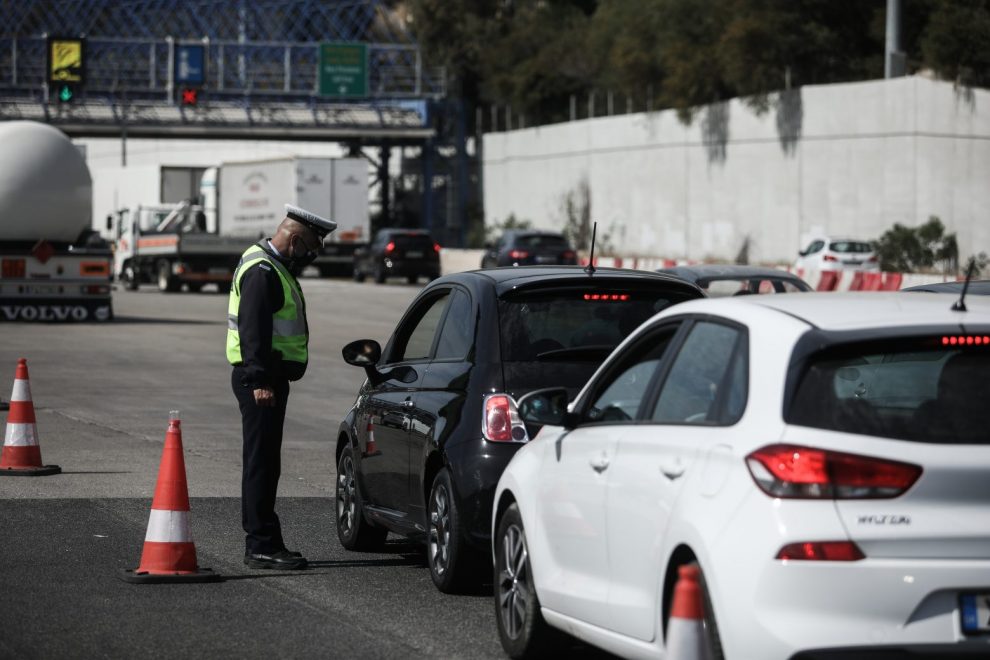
[[244, 550, 308, 570]]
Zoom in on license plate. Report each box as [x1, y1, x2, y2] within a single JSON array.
[[961, 593, 990, 634], [208, 267, 230, 274], [536, 256, 556, 264], [406, 251, 423, 258], [24, 284, 60, 295], [844, 260, 862, 266]]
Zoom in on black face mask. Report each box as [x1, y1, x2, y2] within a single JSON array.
[[286, 237, 319, 275]]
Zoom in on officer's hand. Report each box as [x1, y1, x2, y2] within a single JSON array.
[[253, 387, 275, 407]]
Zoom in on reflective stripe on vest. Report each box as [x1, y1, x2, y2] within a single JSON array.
[[226, 242, 308, 365]]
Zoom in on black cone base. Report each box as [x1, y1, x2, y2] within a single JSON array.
[[119, 567, 223, 584], [0, 464, 61, 477]]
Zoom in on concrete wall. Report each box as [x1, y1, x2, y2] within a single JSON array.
[[483, 76, 990, 265]]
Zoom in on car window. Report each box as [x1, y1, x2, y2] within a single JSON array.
[[804, 240, 825, 254], [651, 321, 745, 424], [787, 337, 990, 444], [434, 290, 473, 360], [389, 292, 451, 363], [703, 278, 804, 297], [829, 241, 873, 254], [515, 234, 569, 249], [393, 234, 434, 250], [497, 286, 699, 396], [584, 326, 679, 424]]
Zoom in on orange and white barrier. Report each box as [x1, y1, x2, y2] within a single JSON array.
[[121, 412, 220, 583], [666, 564, 714, 660], [798, 269, 957, 292], [0, 358, 60, 477]]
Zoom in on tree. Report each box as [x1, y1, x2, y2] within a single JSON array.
[[875, 216, 959, 273], [921, 0, 990, 87]]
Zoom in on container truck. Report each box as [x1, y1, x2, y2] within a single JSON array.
[[109, 156, 370, 290], [0, 121, 113, 322], [210, 156, 370, 276]]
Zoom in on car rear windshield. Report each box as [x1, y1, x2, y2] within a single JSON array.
[[514, 234, 570, 249], [787, 337, 990, 444], [392, 234, 434, 249], [498, 286, 693, 394], [829, 241, 873, 253]]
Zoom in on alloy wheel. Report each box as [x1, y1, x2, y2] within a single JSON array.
[[336, 455, 356, 536], [498, 522, 529, 640], [429, 484, 451, 576]]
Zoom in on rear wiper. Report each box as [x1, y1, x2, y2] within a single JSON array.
[[536, 345, 615, 360]]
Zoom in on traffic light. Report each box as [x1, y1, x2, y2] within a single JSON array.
[[55, 82, 76, 104], [179, 87, 199, 106]]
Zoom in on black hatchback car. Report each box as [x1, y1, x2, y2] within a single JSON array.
[[335, 266, 704, 592], [480, 230, 578, 268], [353, 228, 441, 284]]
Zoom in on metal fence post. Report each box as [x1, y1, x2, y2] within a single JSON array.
[[218, 44, 224, 90], [283, 44, 291, 92], [149, 42, 156, 89], [166, 36, 174, 102], [415, 46, 422, 96], [11, 37, 17, 86]]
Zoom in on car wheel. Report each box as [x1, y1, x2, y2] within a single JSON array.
[[122, 264, 139, 290], [217, 281, 232, 294], [187, 283, 202, 293], [407, 274, 418, 285], [428, 468, 475, 593], [495, 503, 553, 658], [335, 445, 387, 551], [157, 260, 179, 293], [373, 263, 386, 284], [353, 267, 365, 283]]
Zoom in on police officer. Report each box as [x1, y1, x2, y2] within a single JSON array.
[[226, 204, 336, 570]]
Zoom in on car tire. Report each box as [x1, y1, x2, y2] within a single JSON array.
[[427, 468, 476, 593], [353, 267, 366, 283], [374, 264, 386, 284], [495, 503, 553, 658], [187, 283, 202, 293], [216, 281, 232, 294], [335, 445, 387, 552], [696, 563, 725, 660], [407, 274, 418, 285], [122, 264, 139, 291], [157, 260, 179, 293]]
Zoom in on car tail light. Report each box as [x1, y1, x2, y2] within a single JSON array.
[[482, 394, 529, 443], [384, 241, 396, 255], [433, 242, 441, 253], [583, 293, 630, 301], [509, 249, 529, 260], [562, 250, 576, 259], [867, 255, 878, 263], [943, 335, 990, 346], [823, 254, 839, 262], [776, 541, 865, 561], [745, 444, 921, 499]]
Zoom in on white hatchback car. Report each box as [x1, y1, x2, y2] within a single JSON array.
[[795, 237, 880, 272], [492, 292, 990, 660]]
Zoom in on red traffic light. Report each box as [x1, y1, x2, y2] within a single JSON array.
[[180, 88, 199, 106]]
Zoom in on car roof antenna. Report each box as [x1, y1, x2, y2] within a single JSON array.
[[584, 222, 598, 276], [952, 257, 977, 313]]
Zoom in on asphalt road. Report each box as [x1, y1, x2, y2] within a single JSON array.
[[0, 279, 609, 659]]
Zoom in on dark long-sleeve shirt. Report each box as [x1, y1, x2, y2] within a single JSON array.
[[234, 244, 307, 388]]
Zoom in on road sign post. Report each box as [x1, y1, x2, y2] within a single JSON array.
[[318, 42, 368, 98]]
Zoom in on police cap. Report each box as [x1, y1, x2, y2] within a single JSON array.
[[284, 204, 337, 238]]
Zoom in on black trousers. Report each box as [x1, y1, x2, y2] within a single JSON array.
[[232, 367, 290, 554]]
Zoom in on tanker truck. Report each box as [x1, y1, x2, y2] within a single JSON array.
[[0, 121, 113, 322]]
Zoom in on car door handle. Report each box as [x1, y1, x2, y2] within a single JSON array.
[[589, 453, 610, 473], [660, 461, 685, 481]]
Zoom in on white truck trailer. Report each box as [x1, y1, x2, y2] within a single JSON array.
[[0, 121, 113, 322], [210, 156, 370, 276]]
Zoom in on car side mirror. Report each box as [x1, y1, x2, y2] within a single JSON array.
[[342, 338, 381, 366], [517, 387, 576, 429]]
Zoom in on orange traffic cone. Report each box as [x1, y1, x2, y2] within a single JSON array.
[[363, 419, 381, 458], [121, 411, 220, 583], [0, 358, 60, 476], [666, 564, 714, 660]]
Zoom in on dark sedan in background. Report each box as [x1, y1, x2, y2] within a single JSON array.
[[334, 266, 704, 593], [353, 228, 441, 284], [480, 230, 578, 268], [659, 264, 812, 296]]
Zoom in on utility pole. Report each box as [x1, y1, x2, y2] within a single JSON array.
[[885, 0, 906, 78]]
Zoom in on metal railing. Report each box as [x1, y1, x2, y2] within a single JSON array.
[[0, 35, 445, 101]]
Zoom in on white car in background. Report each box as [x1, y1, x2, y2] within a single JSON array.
[[795, 237, 880, 272], [492, 293, 990, 660]]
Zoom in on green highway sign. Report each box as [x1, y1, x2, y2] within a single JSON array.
[[318, 42, 368, 98]]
